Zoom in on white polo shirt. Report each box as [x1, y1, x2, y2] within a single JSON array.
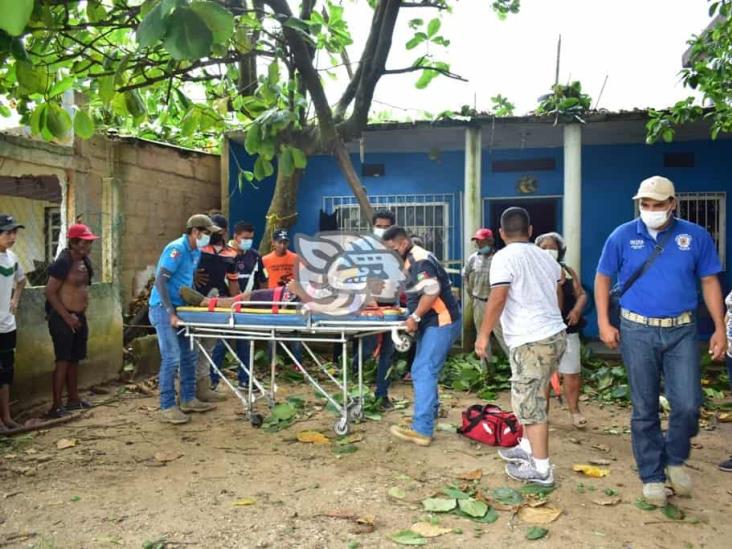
[[0, 249, 25, 333], [489, 242, 566, 348]]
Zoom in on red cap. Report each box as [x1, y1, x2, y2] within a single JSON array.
[[67, 224, 100, 240], [471, 228, 493, 240]]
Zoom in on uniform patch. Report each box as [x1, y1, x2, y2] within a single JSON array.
[[417, 272, 430, 281], [630, 239, 645, 250], [675, 234, 692, 251], [170, 249, 181, 259]]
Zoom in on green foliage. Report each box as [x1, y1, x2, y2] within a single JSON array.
[[536, 81, 592, 123], [440, 352, 511, 396], [647, 1, 732, 143], [490, 94, 515, 117], [0, 0, 34, 37], [581, 347, 630, 404]]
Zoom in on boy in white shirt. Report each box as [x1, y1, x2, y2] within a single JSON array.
[[475, 207, 566, 485], [0, 214, 26, 431]]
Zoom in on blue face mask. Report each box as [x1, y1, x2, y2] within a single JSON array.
[[479, 245, 492, 254], [238, 238, 253, 252], [195, 233, 210, 249]]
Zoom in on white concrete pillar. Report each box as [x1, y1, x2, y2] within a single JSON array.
[[563, 124, 582, 275], [464, 127, 482, 260], [463, 127, 482, 349]]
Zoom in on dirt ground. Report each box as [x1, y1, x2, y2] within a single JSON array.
[[1, 375, 731, 549]]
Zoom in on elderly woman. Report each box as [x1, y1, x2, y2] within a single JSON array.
[[536, 232, 588, 428]]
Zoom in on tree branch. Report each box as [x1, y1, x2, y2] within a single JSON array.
[[400, 1, 449, 7], [338, 0, 401, 140], [384, 65, 467, 81]]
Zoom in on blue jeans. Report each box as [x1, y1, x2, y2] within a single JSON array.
[[620, 318, 701, 483], [727, 354, 732, 393], [352, 334, 396, 399], [149, 304, 197, 410], [210, 339, 250, 386], [411, 318, 461, 437]]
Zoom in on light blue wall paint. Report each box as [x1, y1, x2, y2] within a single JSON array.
[[228, 137, 732, 338]]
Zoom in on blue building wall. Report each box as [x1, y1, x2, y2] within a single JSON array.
[[228, 137, 732, 337]]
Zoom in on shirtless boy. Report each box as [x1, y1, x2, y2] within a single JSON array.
[[45, 224, 99, 418]]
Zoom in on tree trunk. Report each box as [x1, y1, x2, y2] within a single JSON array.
[[259, 167, 302, 254], [333, 138, 374, 225]]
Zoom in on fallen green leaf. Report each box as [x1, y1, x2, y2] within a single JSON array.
[[663, 503, 685, 521], [492, 487, 523, 506], [442, 485, 471, 499], [634, 498, 657, 511], [332, 444, 358, 455], [388, 530, 427, 546], [457, 498, 488, 518], [70, 495, 81, 502], [422, 497, 457, 513], [526, 526, 548, 540], [520, 484, 556, 497], [604, 488, 620, 496]]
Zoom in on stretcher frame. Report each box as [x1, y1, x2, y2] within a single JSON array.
[[178, 300, 409, 435]]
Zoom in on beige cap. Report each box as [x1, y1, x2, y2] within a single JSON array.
[[632, 176, 675, 201], [186, 214, 221, 232]]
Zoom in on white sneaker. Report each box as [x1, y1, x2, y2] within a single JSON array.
[[505, 459, 554, 486], [498, 445, 531, 463], [642, 482, 667, 507], [667, 465, 692, 497]]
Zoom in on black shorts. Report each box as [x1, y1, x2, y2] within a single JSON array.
[[47, 310, 88, 363], [0, 330, 16, 386]]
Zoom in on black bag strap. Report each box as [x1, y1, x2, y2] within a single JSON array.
[[457, 404, 487, 434], [618, 228, 674, 298]]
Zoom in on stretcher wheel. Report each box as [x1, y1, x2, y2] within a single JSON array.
[[348, 403, 363, 422], [250, 413, 263, 428], [393, 333, 412, 353], [334, 417, 350, 436]]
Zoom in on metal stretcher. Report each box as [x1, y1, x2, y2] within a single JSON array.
[[177, 301, 411, 435]]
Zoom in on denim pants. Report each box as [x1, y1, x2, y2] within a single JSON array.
[[210, 339, 250, 386], [411, 317, 461, 436], [620, 318, 701, 483], [149, 304, 197, 410], [352, 333, 395, 399]]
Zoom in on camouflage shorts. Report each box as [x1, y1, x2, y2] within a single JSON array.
[[509, 331, 567, 425]]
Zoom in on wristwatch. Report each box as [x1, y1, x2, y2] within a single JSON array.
[[409, 313, 421, 323]]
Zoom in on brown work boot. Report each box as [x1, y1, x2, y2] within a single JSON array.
[[180, 286, 206, 306], [180, 398, 216, 413], [389, 424, 432, 447], [196, 381, 227, 402], [160, 406, 190, 425]]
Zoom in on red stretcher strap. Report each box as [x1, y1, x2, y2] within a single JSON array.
[[272, 286, 284, 314], [233, 294, 244, 313], [207, 297, 218, 312]]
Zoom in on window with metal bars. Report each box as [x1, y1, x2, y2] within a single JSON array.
[[676, 192, 726, 269], [324, 195, 452, 261], [44, 206, 61, 262]]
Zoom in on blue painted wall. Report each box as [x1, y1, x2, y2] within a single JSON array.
[[228, 137, 732, 338]]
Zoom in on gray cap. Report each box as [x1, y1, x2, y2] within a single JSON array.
[[186, 214, 221, 232]]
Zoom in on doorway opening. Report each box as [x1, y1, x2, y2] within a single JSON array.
[[483, 196, 562, 250]]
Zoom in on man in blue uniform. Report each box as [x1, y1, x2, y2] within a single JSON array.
[[149, 214, 221, 425], [382, 226, 461, 446], [595, 176, 727, 505]]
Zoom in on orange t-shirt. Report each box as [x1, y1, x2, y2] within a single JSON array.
[[262, 250, 298, 288]]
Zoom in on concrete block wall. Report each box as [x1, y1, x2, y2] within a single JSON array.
[[75, 137, 221, 304], [12, 284, 123, 408]]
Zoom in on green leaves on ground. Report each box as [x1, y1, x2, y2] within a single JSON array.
[[662, 503, 685, 521], [262, 397, 305, 432], [388, 530, 427, 546], [492, 487, 523, 506], [526, 527, 549, 540], [421, 498, 457, 513], [457, 498, 488, 518], [634, 498, 657, 511]]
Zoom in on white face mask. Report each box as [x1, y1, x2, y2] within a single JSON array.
[[195, 233, 210, 249], [544, 248, 559, 261], [373, 227, 386, 238], [640, 209, 670, 230]]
